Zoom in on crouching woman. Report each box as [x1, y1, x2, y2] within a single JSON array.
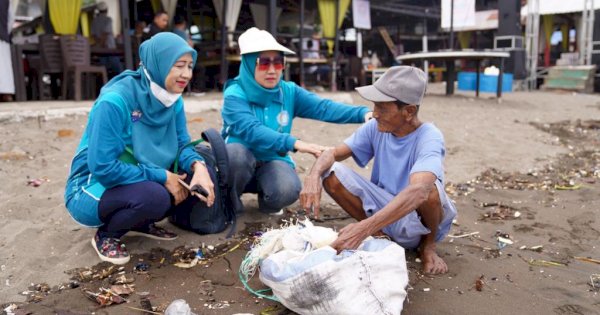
[[64, 33, 214, 265]]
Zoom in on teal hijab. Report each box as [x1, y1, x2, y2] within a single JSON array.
[[224, 52, 283, 107], [99, 32, 197, 169]]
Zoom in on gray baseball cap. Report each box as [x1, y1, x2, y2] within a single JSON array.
[[356, 66, 427, 105]]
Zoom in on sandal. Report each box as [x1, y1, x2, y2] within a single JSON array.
[[128, 223, 178, 241], [91, 233, 130, 265]]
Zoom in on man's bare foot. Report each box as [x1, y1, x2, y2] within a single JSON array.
[[420, 247, 448, 274]]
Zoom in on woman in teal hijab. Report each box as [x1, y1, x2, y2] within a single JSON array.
[[64, 33, 214, 265], [221, 28, 372, 215]]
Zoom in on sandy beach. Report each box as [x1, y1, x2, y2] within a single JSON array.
[[1, 84, 599, 314]]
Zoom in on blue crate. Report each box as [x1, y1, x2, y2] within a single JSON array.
[[457, 72, 513, 93], [457, 72, 477, 90]]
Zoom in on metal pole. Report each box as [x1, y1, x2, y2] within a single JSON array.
[[423, 13, 429, 76], [299, 0, 305, 87], [357, 31, 362, 57], [219, 0, 228, 88], [525, 0, 539, 90], [120, 0, 133, 70], [586, 0, 595, 65], [186, 0, 192, 35], [446, 59, 455, 95], [332, 0, 340, 91], [580, 0, 589, 65], [592, 0, 596, 64], [497, 57, 505, 99], [11, 45, 26, 101], [475, 59, 480, 97], [269, 0, 277, 36], [449, 0, 454, 50]]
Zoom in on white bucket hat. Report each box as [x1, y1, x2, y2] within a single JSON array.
[[238, 27, 295, 55]]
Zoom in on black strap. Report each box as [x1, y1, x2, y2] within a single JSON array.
[[201, 128, 237, 238]]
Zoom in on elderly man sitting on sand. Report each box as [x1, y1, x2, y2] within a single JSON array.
[[300, 66, 457, 274]]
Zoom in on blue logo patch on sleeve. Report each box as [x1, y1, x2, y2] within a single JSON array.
[[131, 110, 142, 122]]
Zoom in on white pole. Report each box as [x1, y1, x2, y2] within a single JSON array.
[[357, 31, 363, 58], [422, 33, 429, 74], [585, 0, 596, 66]]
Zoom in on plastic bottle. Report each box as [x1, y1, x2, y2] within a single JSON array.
[[164, 299, 197, 315]]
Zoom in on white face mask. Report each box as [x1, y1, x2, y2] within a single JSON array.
[[142, 66, 181, 107]]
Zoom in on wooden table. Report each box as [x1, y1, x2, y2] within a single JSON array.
[[287, 57, 328, 64], [198, 55, 328, 84], [197, 55, 241, 67], [90, 47, 124, 57], [284, 57, 328, 81], [396, 50, 510, 98]]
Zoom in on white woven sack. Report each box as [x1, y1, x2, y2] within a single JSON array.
[[259, 238, 408, 315]]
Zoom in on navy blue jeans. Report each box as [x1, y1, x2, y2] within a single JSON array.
[[97, 181, 172, 239], [227, 143, 301, 213]]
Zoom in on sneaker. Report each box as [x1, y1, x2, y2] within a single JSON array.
[[267, 209, 285, 216], [91, 233, 130, 265], [128, 224, 178, 241]]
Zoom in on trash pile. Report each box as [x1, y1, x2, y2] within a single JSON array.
[[17, 242, 248, 313], [480, 203, 523, 221], [446, 119, 600, 198], [240, 219, 409, 315], [440, 119, 600, 305], [19, 281, 79, 303], [239, 218, 339, 295]]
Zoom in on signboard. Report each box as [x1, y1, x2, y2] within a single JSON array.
[[352, 0, 371, 30], [441, 0, 475, 30]]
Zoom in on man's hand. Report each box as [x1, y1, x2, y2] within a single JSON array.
[[294, 140, 330, 158], [190, 162, 215, 207], [300, 146, 351, 218], [165, 171, 189, 205], [330, 221, 372, 253], [300, 174, 323, 218]]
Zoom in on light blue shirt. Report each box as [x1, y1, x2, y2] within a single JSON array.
[[345, 120, 446, 195]]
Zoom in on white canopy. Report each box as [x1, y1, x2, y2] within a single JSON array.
[[212, 0, 242, 46], [249, 3, 282, 31], [161, 0, 177, 26], [521, 0, 600, 15], [441, 10, 498, 32]]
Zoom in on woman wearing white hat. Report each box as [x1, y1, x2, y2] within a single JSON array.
[[221, 27, 372, 215]]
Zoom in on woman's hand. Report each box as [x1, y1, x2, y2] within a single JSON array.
[[190, 162, 215, 207], [294, 140, 330, 158], [165, 171, 189, 205]]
